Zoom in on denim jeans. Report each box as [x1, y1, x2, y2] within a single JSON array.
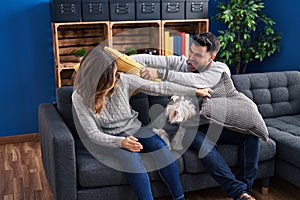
[[99, 127, 184, 200], [186, 126, 260, 199]]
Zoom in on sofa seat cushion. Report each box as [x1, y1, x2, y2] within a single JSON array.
[[183, 139, 276, 173], [75, 141, 184, 188], [265, 114, 300, 168]]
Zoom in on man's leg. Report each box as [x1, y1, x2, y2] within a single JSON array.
[[218, 128, 260, 194], [187, 129, 247, 199]]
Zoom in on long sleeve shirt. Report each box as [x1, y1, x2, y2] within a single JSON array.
[[72, 73, 197, 148], [130, 54, 231, 88]]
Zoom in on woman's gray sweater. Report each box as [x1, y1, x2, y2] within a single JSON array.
[[72, 73, 197, 148]]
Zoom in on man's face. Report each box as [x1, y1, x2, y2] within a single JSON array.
[[187, 43, 214, 72]]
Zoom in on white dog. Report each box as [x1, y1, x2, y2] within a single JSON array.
[[153, 96, 197, 150]]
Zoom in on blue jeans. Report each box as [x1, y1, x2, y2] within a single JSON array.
[[187, 126, 260, 199], [99, 127, 184, 200]]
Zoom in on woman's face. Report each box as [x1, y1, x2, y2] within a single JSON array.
[[107, 64, 118, 92]]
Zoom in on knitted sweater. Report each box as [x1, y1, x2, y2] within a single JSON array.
[[72, 73, 197, 148], [130, 54, 231, 88]]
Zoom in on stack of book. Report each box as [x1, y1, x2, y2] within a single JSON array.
[[164, 31, 192, 57]]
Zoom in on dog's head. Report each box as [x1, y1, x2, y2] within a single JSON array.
[[166, 96, 196, 124]]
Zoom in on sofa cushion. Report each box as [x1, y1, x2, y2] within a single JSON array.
[[265, 114, 300, 168], [75, 140, 184, 188], [232, 71, 300, 118], [200, 72, 269, 141], [184, 138, 276, 173], [130, 92, 151, 125]]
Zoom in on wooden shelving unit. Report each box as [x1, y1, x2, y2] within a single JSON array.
[[51, 19, 209, 88], [52, 21, 110, 87]]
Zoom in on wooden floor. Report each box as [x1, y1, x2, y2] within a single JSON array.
[[1, 140, 300, 200]]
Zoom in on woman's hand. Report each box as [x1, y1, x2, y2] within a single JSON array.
[[121, 136, 143, 152], [196, 88, 213, 98]]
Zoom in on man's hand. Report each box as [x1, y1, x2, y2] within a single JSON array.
[[196, 88, 213, 98], [121, 136, 143, 152], [140, 68, 158, 80]]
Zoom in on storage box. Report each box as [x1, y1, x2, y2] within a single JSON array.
[[109, 0, 135, 21], [50, 0, 82, 22], [185, 0, 209, 19], [161, 0, 185, 20], [136, 0, 160, 20], [82, 0, 109, 21]]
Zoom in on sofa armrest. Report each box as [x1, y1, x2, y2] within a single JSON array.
[[38, 103, 77, 200]]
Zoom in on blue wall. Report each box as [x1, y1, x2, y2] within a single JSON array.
[[0, 0, 300, 137], [0, 0, 55, 136]]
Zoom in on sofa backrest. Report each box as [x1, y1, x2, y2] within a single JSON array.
[[56, 86, 79, 139], [232, 71, 300, 118], [56, 86, 152, 139]]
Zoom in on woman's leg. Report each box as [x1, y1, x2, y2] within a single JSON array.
[[124, 152, 153, 200], [135, 127, 185, 200], [98, 145, 153, 200]]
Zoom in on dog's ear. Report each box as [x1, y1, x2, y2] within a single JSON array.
[[170, 95, 180, 102]]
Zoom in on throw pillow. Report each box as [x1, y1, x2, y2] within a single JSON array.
[[200, 72, 269, 141]]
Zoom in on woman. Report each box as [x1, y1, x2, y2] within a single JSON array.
[[72, 46, 212, 200]]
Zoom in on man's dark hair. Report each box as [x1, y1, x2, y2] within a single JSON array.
[[192, 32, 220, 54]]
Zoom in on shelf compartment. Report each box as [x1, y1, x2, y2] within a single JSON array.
[[109, 21, 161, 53], [52, 22, 109, 64]]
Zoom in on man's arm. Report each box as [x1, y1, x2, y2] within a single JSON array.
[[131, 54, 230, 88], [131, 54, 190, 82], [166, 64, 230, 88], [130, 54, 188, 71]]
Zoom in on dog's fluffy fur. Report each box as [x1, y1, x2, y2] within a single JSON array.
[[153, 96, 196, 150]]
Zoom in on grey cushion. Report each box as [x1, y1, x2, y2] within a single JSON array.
[[184, 138, 276, 173], [232, 71, 300, 118], [265, 114, 300, 168], [130, 93, 151, 126], [76, 140, 184, 188], [200, 72, 269, 141]]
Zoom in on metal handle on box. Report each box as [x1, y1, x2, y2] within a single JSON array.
[[60, 3, 76, 15], [166, 3, 180, 13], [116, 3, 129, 14], [89, 3, 103, 14], [191, 3, 203, 12], [142, 3, 155, 13]]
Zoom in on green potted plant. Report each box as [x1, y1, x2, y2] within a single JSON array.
[[74, 47, 87, 62], [124, 47, 138, 56], [215, 0, 281, 74]]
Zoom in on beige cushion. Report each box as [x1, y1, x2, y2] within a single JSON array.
[[200, 72, 269, 141]]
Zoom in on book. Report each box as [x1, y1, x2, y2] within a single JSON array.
[[181, 32, 186, 57], [173, 35, 182, 56], [169, 35, 174, 56], [185, 33, 190, 58], [164, 31, 170, 55]]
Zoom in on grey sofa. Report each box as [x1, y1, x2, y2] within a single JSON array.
[[38, 70, 300, 200], [232, 71, 300, 188]]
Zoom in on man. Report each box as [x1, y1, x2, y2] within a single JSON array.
[[131, 32, 258, 200]]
